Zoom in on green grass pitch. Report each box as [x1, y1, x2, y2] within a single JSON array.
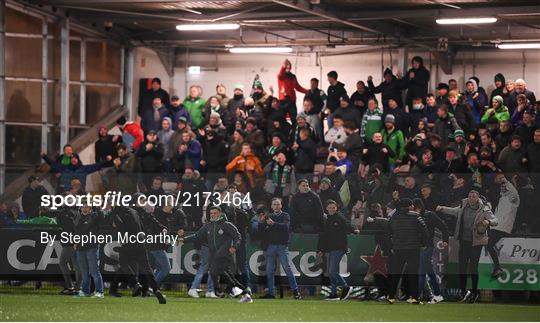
[[1, 293, 539, 321]]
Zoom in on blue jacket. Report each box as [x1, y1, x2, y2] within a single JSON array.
[[258, 211, 291, 247], [168, 105, 192, 129], [140, 106, 169, 133], [42, 155, 109, 191]]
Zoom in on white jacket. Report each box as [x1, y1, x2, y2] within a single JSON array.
[[494, 182, 520, 234], [324, 127, 347, 145]]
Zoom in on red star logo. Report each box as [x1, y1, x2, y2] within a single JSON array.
[[360, 245, 389, 277]]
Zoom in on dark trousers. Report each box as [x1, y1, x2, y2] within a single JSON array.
[[210, 255, 249, 296], [118, 245, 160, 293], [458, 240, 483, 294], [486, 229, 509, 270], [388, 248, 420, 299]]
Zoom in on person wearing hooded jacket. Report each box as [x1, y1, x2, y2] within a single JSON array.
[[486, 174, 519, 278], [403, 56, 430, 109], [481, 95, 510, 124], [490, 73, 509, 104], [157, 117, 175, 173], [317, 199, 359, 300], [436, 190, 498, 303], [464, 78, 488, 125], [182, 206, 253, 303]]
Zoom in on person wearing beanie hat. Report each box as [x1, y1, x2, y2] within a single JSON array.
[[334, 93, 363, 129], [382, 113, 405, 168], [168, 95, 192, 129], [464, 77, 488, 124], [386, 197, 429, 304], [367, 68, 404, 109], [436, 83, 450, 107], [138, 77, 170, 116], [251, 80, 270, 122], [404, 55, 430, 109], [481, 95, 510, 124]]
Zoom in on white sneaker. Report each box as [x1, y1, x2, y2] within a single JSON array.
[[428, 295, 444, 304], [230, 286, 243, 297], [188, 289, 200, 298], [239, 294, 253, 303], [75, 290, 89, 297], [92, 292, 104, 298], [205, 291, 218, 298]]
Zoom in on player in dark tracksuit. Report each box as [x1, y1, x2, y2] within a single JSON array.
[[386, 198, 429, 304], [109, 205, 166, 304], [182, 206, 253, 303]]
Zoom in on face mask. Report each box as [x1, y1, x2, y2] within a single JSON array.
[[413, 104, 423, 110]]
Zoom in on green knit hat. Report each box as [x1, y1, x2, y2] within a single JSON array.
[[254, 80, 263, 89], [454, 129, 465, 138]]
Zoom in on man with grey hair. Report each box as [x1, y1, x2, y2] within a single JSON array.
[[436, 190, 498, 303], [509, 79, 536, 112]]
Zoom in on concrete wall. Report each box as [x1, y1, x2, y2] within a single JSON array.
[[152, 48, 540, 110]]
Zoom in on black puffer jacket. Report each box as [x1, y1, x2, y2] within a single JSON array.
[[317, 212, 356, 252], [387, 209, 429, 250], [289, 190, 325, 231]]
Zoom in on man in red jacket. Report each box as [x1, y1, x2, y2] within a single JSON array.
[[277, 59, 308, 124]]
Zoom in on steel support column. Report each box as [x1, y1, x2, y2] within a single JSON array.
[[60, 18, 70, 149], [79, 39, 86, 125], [41, 18, 48, 153], [0, 0, 6, 194], [123, 47, 134, 120]]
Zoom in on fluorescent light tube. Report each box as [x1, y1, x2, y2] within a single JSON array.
[[497, 43, 540, 49], [176, 23, 240, 31], [228, 47, 293, 54], [436, 17, 497, 25]]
